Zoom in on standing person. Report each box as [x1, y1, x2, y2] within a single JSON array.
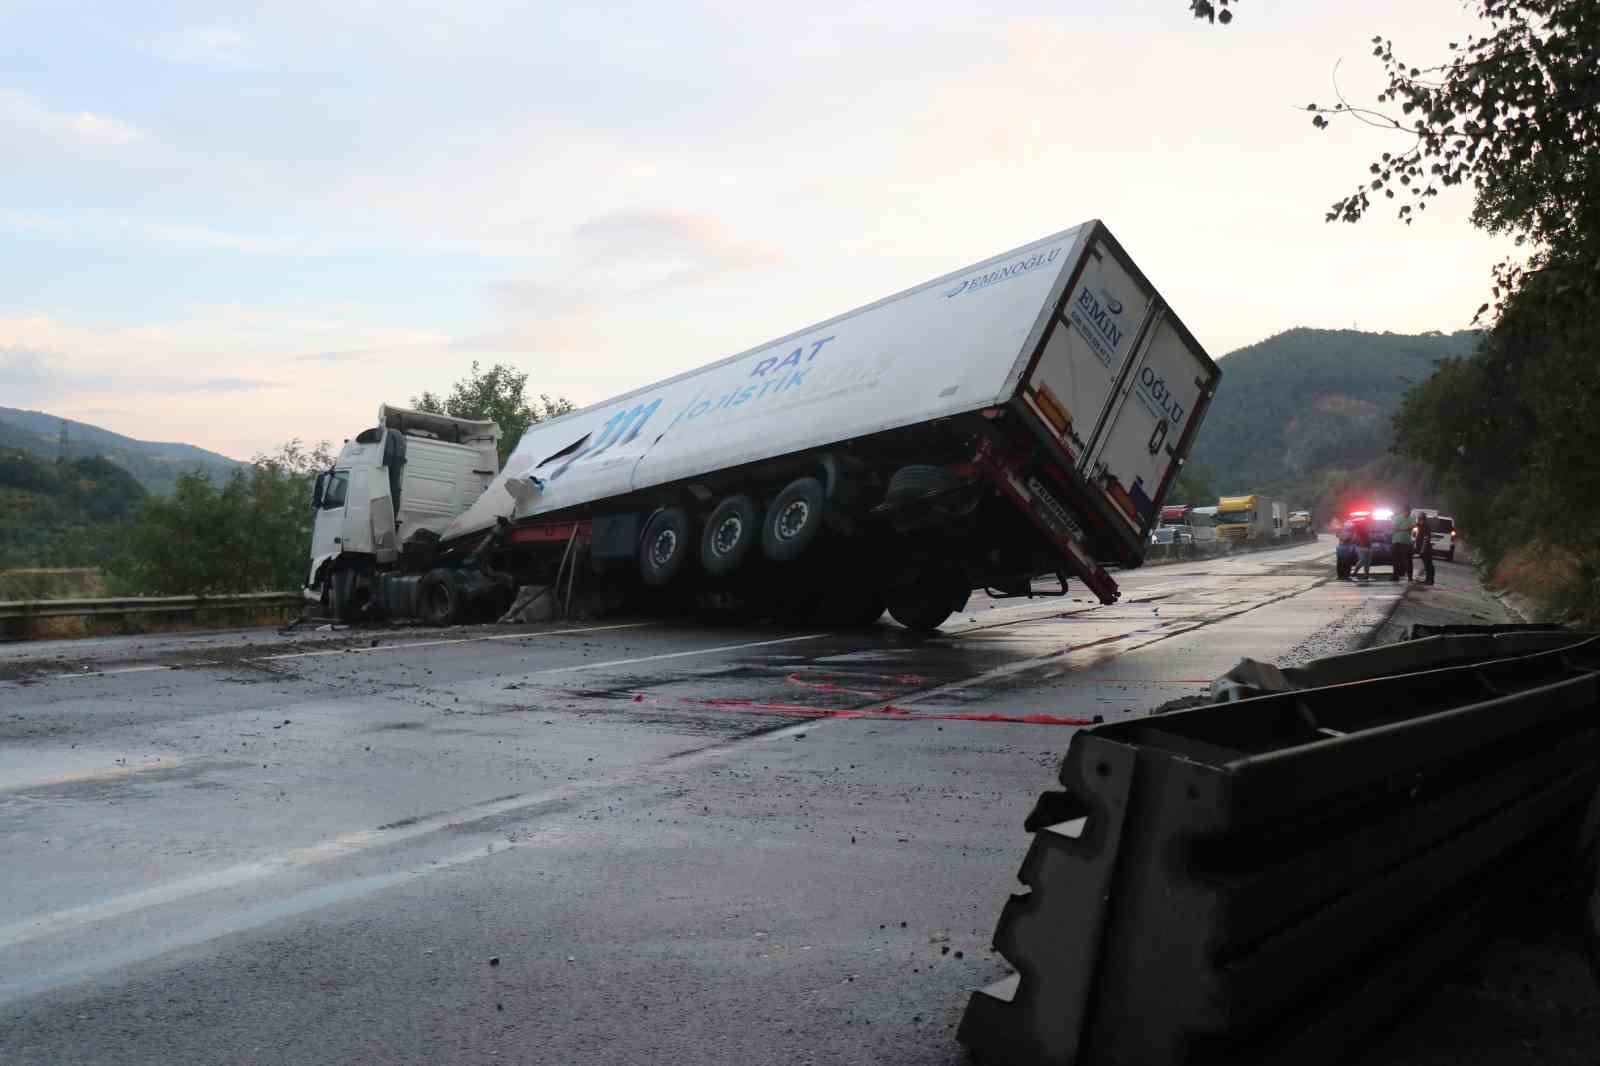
[[1355, 518, 1373, 581], [1337, 518, 1355, 580], [1416, 512, 1435, 585], [1391, 512, 1413, 581]]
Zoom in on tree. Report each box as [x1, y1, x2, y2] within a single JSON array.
[[413, 362, 574, 465], [1171, 462, 1217, 507], [109, 440, 334, 595], [1188, 1, 1238, 25], [1302, 0, 1600, 317], [1264, 0, 1600, 612]]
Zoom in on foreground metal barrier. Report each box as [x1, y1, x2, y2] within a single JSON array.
[[1209, 626, 1587, 702], [0, 592, 303, 638], [959, 634, 1600, 1066]]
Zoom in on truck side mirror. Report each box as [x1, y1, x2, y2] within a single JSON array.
[[311, 472, 327, 510]]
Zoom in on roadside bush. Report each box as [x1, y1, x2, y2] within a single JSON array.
[[108, 440, 331, 596]]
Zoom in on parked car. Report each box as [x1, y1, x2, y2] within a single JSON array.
[[1430, 515, 1457, 561], [1336, 511, 1395, 578], [1409, 509, 1458, 562]]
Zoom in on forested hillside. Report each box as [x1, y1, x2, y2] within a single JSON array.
[[0, 407, 239, 495], [1181, 328, 1480, 521], [0, 449, 147, 568]]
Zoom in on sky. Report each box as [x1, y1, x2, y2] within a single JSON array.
[[0, 0, 1510, 460]]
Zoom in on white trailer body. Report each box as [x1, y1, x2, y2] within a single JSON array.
[[448, 222, 1215, 574], [1270, 499, 1289, 538]]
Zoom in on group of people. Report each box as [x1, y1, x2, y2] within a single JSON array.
[[1337, 511, 1437, 584]]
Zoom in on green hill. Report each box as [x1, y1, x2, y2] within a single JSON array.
[[0, 407, 240, 495], [1183, 328, 1480, 521], [0, 449, 147, 569]]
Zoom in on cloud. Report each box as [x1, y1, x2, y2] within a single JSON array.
[[291, 346, 383, 365], [147, 376, 286, 394], [0, 210, 310, 255], [151, 26, 252, 66], [569, 208, 784, 287], [0, 89, 144, 147]]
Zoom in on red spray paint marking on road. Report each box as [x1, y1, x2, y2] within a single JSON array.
[[782, 671, 929, 699]]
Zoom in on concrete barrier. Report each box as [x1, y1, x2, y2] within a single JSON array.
[[959, 634, 1600, 1066]]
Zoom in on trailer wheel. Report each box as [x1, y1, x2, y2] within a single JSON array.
[[701, 495, 757, 577], [886, 464, 961, 501], [886, 590, 953, 634], [763, 477, 825, 562], [640, 507, 692, 587], [417, 569, 464, 626], [886, 569, 966, 633]]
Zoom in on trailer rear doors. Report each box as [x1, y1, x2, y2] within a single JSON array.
[[1018, 225, 1219, 548]]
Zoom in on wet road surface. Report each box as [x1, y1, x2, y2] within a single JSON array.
[[1, 539, 1399, 1064]]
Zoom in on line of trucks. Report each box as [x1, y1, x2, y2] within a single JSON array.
[[1154, 496, 1314, 545], [305, 222, 1221, 633]]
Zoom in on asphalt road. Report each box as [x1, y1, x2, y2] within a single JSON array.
[[1, 538, 1397, 1064]]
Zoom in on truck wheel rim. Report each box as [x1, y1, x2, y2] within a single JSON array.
[[776, 500, 809, 540], [712, 515, 743, 556], [651, 528, 678, 567]]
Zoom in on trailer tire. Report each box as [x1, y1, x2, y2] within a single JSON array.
[[640, 507, 692, 587], [886, 464, 961, 501], [417, 569, 464, 627], [886, 568, 967, 633], [763, 477, 825, 562], [701, 495, 758, 577], [886, 591, 952, 634]]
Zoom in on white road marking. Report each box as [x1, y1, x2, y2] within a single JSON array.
[[257, 621, 654, 661], [22, 622, 660, 679], [45, 664, 170, 680], [521, 632, 831, 676], [0, 790, 562, 951]]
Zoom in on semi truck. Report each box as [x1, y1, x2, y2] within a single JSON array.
[[1216, 494, 1286, 542], [306, 221, 1221, 632], [1157, 504, 1217, 543]]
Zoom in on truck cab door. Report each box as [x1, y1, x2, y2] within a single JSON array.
[[307, 469, 351, 585]]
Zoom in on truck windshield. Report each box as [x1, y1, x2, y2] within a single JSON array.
[[1218, 510, 1253, 524], [322, 471, 349, 510]]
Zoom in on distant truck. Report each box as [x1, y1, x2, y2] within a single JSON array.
[[1158, 504, 1217, 543], [1216, 494, 1286, 542], [1288, 509, 1313, 536], [306, 221, 1221, 632]]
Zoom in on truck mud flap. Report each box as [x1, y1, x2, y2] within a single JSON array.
[[959, 635, 1600, 1066], [975, 449, 1119, 605]]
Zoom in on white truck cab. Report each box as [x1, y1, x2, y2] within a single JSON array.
[[308, 405, 500, 617]]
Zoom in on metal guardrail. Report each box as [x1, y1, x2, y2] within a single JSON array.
[[959, 632, 1600, 1066], [0, 591, 303, 622], [1209, 627, 1589, 702]]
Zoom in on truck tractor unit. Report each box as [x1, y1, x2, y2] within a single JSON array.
[[306, 221, 1221, 632], [1216, 494, 1285, 542]]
